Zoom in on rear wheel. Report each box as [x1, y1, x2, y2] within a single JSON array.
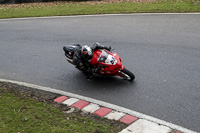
[[119, 68, 135, 81]]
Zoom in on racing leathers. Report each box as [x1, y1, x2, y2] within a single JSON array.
[[72, 43, 111, 79]]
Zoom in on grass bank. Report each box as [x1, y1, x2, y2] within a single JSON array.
[[0, 87, 122, 133], [0, 0, 200, 19]]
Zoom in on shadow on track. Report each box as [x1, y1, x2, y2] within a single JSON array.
[[76, 73, 135, 90]]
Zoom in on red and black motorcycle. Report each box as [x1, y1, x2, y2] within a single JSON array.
[[64, 44, 135, 81]]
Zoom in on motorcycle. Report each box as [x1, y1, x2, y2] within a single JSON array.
[[63, 44, 135, 81]]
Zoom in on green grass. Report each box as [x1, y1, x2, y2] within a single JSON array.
[[0, 88, 118, 133], [0, 0, 200, 19]]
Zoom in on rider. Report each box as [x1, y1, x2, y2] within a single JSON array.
[[72, 42, 111, 79]]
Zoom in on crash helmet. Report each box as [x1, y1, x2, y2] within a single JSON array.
[[81, 45, 93, 61]]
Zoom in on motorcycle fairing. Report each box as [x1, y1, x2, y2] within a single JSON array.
[[97, 50, 117, 65], [90, 49, 123, 75]]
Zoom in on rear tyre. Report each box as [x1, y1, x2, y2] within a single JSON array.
[[119, 68, 135, 81]]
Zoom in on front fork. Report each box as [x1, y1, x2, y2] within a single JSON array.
[[117, 66, 125, 77]]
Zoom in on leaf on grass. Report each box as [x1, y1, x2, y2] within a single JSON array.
[[21, 116, 29, 122]]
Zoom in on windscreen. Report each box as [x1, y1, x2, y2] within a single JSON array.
[[98, 50, 117, 65]]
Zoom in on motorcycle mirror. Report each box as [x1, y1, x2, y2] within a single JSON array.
[[110, 48, 115, 52]]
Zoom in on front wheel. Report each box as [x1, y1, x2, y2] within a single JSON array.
[[118, 68, 135, 81]]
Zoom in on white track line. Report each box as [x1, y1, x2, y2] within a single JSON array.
[[0, 13, 200, 21], [0, 78, 197, 133]]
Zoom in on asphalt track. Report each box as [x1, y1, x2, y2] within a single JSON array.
[[0, 13, 200, 132]]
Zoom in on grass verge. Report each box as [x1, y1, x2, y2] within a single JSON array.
[[0, 0, 200, 19], [0, 87, 123, 133]]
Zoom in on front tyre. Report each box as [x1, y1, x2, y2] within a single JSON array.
[[119, 68, 135, 81]]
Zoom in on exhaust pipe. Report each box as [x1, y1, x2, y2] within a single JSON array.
[[67, 58, 74, 64]]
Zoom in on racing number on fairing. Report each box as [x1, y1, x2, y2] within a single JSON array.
[[110, 57, 116, 65], [98, 50, 117, 65]]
